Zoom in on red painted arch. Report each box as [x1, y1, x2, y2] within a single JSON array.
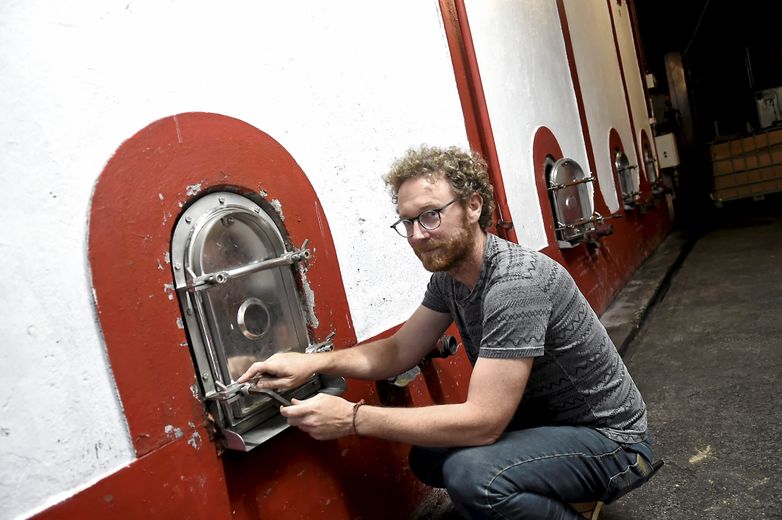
[[531, 126, 565, 260], [72, 112, 472, 520], [89, 112, 357, 457]]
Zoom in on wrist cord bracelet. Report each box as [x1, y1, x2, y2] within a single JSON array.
[[352, 399, 366, 436]]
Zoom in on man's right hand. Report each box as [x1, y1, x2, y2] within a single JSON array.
[[236, 352, 319, 390]]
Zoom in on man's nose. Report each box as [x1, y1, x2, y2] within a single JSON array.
[[409, 220, 429, 240]]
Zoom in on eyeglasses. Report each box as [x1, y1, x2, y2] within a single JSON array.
[[390, 199, 458, 238]]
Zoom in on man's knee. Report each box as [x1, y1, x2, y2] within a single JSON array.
[[442, 452, 551, 519], [441, 448, 497, 508]]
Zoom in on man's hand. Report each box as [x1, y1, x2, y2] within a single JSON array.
[[281, 393, 355, 440], [236, 352, 318, 390]]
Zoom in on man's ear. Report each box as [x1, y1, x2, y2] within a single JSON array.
[[467, 193, 483, 224]]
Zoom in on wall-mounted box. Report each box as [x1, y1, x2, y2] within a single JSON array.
[[655, 133, 680, 168]]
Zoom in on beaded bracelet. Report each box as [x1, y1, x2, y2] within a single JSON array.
[[352, 399, 366, 437]]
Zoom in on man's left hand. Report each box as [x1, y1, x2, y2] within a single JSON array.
[[280, 393, 355, 440]]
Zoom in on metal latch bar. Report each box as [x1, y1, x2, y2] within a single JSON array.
[[554, 212, 605, 232], [180, 240, 311, 292], [548, 176, 595, 191], [205, 377, 291, 406]]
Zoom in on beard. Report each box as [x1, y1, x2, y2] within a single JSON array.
[[412, 216, 475, 272]]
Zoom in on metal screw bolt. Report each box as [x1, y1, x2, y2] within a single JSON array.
[[218, 196, 225, 204], [174, 263, 181, 270], [253, 207, 260, 213], [185, 216, 192, 224], [201, 373, 210, 381]]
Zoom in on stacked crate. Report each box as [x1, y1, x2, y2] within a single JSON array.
[[710, 127, 782, 202]]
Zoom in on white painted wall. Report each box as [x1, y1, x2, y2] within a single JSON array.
[[464, 0, 590, 250], [563, 0, 634, 213], [0, 1, 467, 518], [611, 0, 656, 182]]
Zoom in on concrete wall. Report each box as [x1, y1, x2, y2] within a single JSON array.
[[0, 2, 467, 517]]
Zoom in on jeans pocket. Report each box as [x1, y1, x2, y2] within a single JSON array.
[[601, 453, 653, 503]]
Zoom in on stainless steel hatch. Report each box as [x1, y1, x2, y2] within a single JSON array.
[[171, 191, 344, 451], [547, 157, 602, 247], [615, 150, 640, 210]]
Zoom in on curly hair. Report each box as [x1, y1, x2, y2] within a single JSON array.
[[383, 145, 495, 230]]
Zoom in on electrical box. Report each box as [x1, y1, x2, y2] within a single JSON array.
[[655, 133, 680, 169]]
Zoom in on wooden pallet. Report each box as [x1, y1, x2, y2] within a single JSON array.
[[710, 127, 782, 203]]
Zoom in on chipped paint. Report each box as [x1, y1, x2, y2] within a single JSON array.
[[176, 317, 184, 329], [164, 425, 184, 440], [91, 287, 98, 307], [259, 188, 268, 197], [186, 183, 202, 197], [190, 384, 200, 399], [298, 264, 319, 329], [163, 283, 175, 301], [157, 258, 164, 271], [158, 193, 164, 201], [270, 198, 284, 220], [164, 252, 171, 264], [187, 431, 202, 450]]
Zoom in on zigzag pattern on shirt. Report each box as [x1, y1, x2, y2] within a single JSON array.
[[484, 307, 550, 324], [551, 290, 581, 330], [525, 375, 573, 395], [556, 302, 592, 341], [541, 263, 559, 294], [481, 331, 547, 350], [548, 396, 590, 413]]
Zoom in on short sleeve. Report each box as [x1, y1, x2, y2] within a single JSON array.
[[478, 277, 551, 359], [421, 274, 451, 314]]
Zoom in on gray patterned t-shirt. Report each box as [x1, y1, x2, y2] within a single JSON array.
[[422, 233, 647, 444]]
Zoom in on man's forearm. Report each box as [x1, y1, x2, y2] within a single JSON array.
[[353, 402, 500, 447], [313, 336, 417, 381]]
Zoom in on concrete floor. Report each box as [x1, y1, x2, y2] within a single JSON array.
[[415, 193, 782, 519], [605, 197, 782, 519]]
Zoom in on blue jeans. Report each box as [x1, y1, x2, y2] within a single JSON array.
[[409, 426, 653, 519]]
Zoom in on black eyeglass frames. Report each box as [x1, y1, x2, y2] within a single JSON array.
[[390, 199, 458, 238]]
